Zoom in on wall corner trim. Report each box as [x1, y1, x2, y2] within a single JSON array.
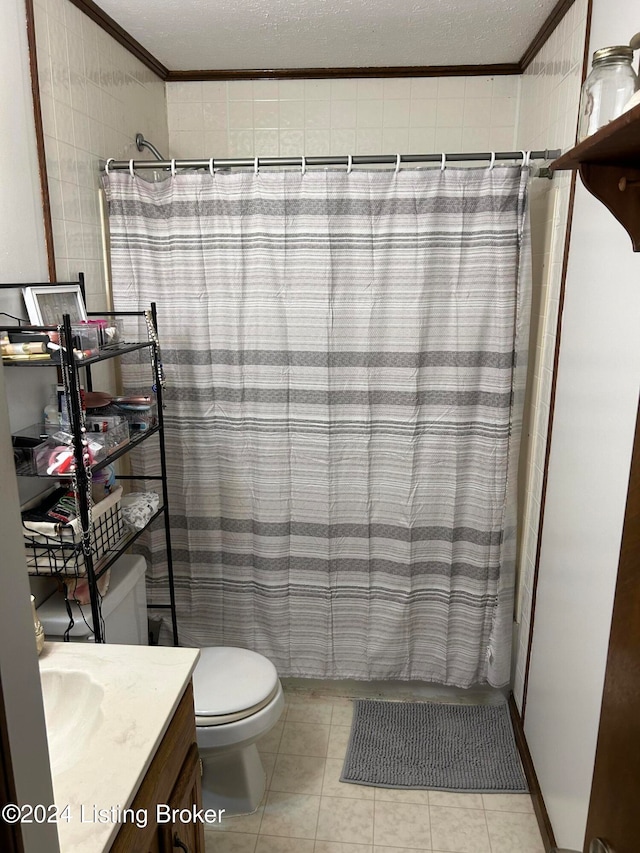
[[509, 693, 557, 851], [67, 0, 169, 80], [519, 0, 578, 71]]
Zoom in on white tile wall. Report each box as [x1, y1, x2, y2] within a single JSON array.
[[166, 75, 521, 159], [33, 0, 168, 310], [512, 0, 589, 711]]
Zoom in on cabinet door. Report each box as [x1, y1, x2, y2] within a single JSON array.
[[160, 743, 205, 853]]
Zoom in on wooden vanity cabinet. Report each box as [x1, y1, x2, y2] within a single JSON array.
[[110, 681, 205, 853]]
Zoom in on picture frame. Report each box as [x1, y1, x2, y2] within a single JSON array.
[[22, 284, 88, 326]]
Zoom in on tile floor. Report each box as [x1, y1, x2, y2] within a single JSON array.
[[203, 688, 545, 853]]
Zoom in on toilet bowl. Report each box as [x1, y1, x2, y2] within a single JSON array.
[[192, 646, 284, 815]]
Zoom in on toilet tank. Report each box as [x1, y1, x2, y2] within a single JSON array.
[[31, 554, 149, 645]]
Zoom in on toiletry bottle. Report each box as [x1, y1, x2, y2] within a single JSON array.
[[60, 384, 85, 430], [44, 384, 60, 426]]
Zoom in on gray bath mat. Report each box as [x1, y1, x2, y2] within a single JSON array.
[[340, 699, 528, 792]]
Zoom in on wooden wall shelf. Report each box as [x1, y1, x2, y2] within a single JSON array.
[[551, 102, 640, 250]]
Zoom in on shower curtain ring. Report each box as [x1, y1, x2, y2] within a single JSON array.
[[489, 151, 496, 170], [105, 157, 114, 175], [524, 150, 531, 168], [440, 153, 446, 171], [520, 150, 532, 169], [347, 154, 353, 174], [395, 153, 401, 174], [170, 158, 176, 178], [254, 156, 259, 175], [129, 159, 135, 178], [301, 156, 306, 176], [209, 157, 215, 177]]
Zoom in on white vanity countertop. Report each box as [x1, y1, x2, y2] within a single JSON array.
[[39, 642, 200, 853]]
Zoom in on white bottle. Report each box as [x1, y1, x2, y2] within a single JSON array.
[[43, 384, 60, 426]]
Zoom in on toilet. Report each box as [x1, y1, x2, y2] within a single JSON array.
[[192, 646, 284, 814], [33, 564, 283, 815], [31, 554, 149, 644]]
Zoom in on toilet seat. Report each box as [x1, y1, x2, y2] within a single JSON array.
[[193, 647, 280, 727]]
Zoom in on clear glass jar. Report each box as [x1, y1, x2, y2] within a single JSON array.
[[578, 46, 638, 141]]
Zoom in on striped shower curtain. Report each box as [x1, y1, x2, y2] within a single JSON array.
[[103, 165, 530, 688]]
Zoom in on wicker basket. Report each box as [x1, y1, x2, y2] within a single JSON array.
[[23, 485, 124, 577]]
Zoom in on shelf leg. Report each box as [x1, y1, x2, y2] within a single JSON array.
[[151, 302, 179, 646]]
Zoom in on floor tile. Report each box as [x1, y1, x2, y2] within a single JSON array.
[[257, 721, 284, 754], [259, 791, 321, 839], [330, 700, 355, 726], [429, 806, 489, 853], [279, 721, 331, 757], [316, 796, 375, 844], [209, 805, 264, 835], [327, 725, 352, 758], [231, 685, 541, 853], [485, 810, 545, 853], [271, 754, 327, 795], [261, 751, 277, 788], [428, 793, 483, 810], [256, 836, 314, 852], [287, 699, 334, 724], [373, 848, 431, 853], [374, 788, 430, 806], [480, 793, 534, 813], [204, 830, 258, 852], [373, 801, 431, 850], [322, 758, 376, 800]]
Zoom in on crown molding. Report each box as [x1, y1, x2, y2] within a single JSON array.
[[519, 0, 577, 70], [166, 64, 521, 82], [67, 0, 168, 79]]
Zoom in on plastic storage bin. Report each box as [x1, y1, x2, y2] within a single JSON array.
[[85, 416, 130, 455], [12, 423, 59, 475], [33, 432, 108, 475], [113, 399, 158, 433]]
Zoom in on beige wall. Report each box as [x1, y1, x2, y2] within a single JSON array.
[[166, 75, 520, 159], [512, 0, 589, 710], [32, 0, 168, 310], [0, 0, 60, 848], [524, 0, 640, 844]]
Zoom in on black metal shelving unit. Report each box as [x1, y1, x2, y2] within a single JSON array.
[[1, 279, 178, 645]]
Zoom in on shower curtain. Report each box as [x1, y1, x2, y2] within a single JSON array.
[[103, 165, 530, 688]]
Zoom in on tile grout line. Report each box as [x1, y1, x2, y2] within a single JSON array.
[[312, 711, 328, 847], [426, 788, 433, 851], [483, 802, 494, 853]]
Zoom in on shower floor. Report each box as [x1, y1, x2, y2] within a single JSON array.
[[203, 682, 544, 853]]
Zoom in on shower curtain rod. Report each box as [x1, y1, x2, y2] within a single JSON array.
[[103, 149, 561, 175]]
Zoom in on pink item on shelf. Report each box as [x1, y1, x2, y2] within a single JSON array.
[[46, 448, 74, 475], [63, 569, 111, 605], [80, 319, 107, 342], [45, 443, 97, 475]]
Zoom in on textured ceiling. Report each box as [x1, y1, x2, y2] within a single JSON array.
[[94, 0, 558, 70]]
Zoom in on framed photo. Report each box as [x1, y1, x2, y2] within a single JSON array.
[[22, 285, 88, 326]]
